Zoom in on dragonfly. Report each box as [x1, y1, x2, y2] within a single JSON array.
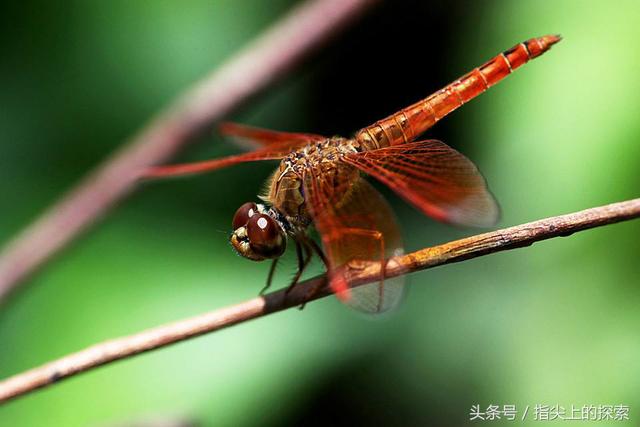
[[145, 35, 560, 313]]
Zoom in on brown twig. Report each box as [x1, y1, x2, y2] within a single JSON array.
[[0, 0, 377, 304], [0, 198, 638, 404]]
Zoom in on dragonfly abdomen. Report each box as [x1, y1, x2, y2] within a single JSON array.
[[355, 35, 561, 151]]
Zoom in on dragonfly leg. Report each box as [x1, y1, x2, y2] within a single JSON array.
[[297, 239, 329, 310], [286, 240, 312, 295], [308, 238, 329, 268], [259, 258, 279, 296]]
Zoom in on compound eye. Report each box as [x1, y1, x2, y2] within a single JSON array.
[[232, 202, 258, 230], [247, 214, 285, 257], [247, 214, 278, 247]]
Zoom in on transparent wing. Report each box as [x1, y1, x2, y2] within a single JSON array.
[[343, 140, 499, 227], [304, 165, 404, 313], [219, 122, 325, 151]]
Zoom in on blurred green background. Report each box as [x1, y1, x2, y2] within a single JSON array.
[[1, 0, 639, 425]]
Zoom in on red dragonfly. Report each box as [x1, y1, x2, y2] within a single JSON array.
[[145, 35, 560, 312]]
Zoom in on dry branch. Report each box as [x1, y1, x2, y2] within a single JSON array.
[[0, 0, 377, 304], [0, 198, 638, 404]]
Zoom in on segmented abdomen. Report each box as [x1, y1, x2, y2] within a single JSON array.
[[355, 35, 561, 151]]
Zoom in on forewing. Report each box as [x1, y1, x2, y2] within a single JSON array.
[[304, 167, 404, 313], [219, 122, 325, 151], [143, 148, 291, 179], [343, 140, 499, 227], [143, 123, 326, 179]]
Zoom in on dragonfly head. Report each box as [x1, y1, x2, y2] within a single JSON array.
[[230, 202, 286, 261]]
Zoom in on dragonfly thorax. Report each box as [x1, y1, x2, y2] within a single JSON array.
[[265, 137, 359, 220]]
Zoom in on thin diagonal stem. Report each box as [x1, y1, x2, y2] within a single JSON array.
[[0, 0, 378, 304], [0, 198, 638, 404]]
